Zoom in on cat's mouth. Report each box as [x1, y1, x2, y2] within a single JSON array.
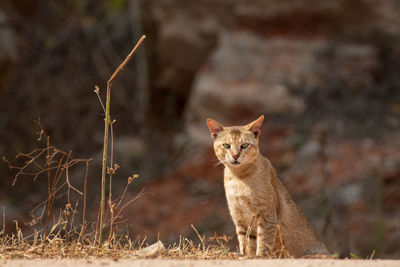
[[230, 160, 241, 166]]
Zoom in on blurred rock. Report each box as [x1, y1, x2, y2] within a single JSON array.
[[231, 0, 400, 38], [291, 140, 321, 169], [309, 43, 378, 92], [184, 31, 382, 145], [185, 31, 312, 144], [0, 11, 16, 61], [137, 240, 166, 257], [339, 185, 362, 205], [141, 0, 218, 136], [0, 10, 16, 95]]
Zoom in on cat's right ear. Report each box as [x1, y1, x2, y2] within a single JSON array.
[[206, 118, 224, 139], [245, 115, 264, 138]]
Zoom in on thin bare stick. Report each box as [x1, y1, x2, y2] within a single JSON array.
[[94, 204, 101, 246], [66, 158, 83, 196], [369, 249, 376, 260], [109, 188, 145, 226], [99, 65, 110, 244], [94, 86, 106, 113], [11, 149, 47, 185], [79, 161, 89, 244], [108, 119, 116, 242], [108, 35, 146, 84], [99, 35, 145, 244], [2, 206, 5, 234], [95, 86, 116, 242], [116, 175, 136, 209], [42, 135, 51, 252], [191, 224, 205, 252], [42, 152, 70, 249], [9, 158, 90, 185]]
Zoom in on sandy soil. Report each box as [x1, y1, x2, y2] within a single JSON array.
[[1, 259, 399, 267]]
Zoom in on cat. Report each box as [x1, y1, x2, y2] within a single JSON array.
[[206, 115, 329, 257]]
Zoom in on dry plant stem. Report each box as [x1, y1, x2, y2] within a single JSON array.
[[99, 83, 110, 244], [191, 224, 206, 252], [43, 136, 51, 252], [66, 161, 83, 197], [94, 204, 101, 246], [108, 188, 145, 227], [43, 151, 71, 252], [108, 35, 146, 84], [79, 161, 89, 244], [99, 34, 146, 244], [369, 250, 376, 260], [116, 180, 132, 208], [2, 206, 5, 234], [108, 120, 115, 242], [5, 121, 92, 244]]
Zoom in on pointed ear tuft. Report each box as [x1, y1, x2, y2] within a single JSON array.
[[206, 118, 224, 138], [245, 115, 264, 138]]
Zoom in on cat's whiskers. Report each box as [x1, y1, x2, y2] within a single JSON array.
[[210, 157, 224, 165], [215, 159, 228, 166]]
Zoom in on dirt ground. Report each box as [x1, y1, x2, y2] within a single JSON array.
[[1, 259, 399, 267]]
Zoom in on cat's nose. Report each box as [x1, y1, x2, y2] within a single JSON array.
[[232, 154, 240, 160]]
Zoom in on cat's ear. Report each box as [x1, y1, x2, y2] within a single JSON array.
[[206, 118, 224, 139], [245, 115, 264, 138]]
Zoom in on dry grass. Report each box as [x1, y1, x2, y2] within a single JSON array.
[[0, 233, 230, 260], [0, 224, 334, 260], [0, 120, 139, 260], [0, 231, 295, 260]]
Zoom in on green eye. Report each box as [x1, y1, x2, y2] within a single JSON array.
[[222, 143, 231, 149], [241, 143, 250, 149]]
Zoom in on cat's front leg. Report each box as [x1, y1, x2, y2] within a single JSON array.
[[256, 213, 278, 257], [246, 232, 256, 257], [235, 224, 256, 256], [235, 224, 247, 255]]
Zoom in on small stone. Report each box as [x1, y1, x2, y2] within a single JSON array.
[[137, 241, 166, 257]]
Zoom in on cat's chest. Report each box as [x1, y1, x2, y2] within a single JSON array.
[[225, 178, 252, 198], [224, 177, 261, 210]]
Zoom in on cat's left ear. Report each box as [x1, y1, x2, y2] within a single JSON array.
[[206, 118, 224, 139], [245, 115, 264, 138]]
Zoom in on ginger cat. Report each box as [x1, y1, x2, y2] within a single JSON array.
[[206, 115, 329, 257]]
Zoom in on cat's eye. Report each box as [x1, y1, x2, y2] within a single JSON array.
[[241, 143, 250, 149], [222, 143, 231, 149]]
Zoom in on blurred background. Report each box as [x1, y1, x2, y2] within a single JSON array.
[[0, 0, 400, 259]]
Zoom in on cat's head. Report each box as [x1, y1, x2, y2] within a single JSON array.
[[206, 115, 264, 168]]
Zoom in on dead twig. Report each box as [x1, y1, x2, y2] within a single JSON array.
[[78, 161, 89, 244], [191, 224, 206, 252], [98, 35, 146, 244]]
